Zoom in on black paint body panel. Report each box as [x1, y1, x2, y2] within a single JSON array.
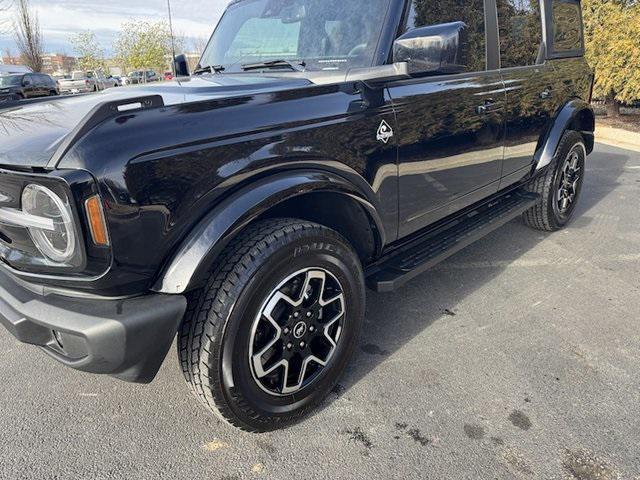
[[0, 0, 594, 298]]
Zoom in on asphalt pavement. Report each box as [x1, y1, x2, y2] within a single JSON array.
[[1, 143, 639, 480]]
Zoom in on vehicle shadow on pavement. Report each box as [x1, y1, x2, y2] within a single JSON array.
[[322, 147, 630, 410]]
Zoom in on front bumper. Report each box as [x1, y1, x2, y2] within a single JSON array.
[[0, 268, 187, 383]]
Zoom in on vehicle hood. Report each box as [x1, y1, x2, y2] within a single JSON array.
[[0, 74, 312, 169]]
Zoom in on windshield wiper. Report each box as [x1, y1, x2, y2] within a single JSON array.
[[241, 59, 306, 72], [193, 64, 226, 75]]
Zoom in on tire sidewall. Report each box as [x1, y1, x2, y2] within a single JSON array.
[[547, 134, 586, 228], [218, 228, 364, 429]]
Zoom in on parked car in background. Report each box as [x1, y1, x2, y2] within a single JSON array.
[[164, 71, 174, 81], [124, 70, 159, 85], [0, 73, 58, 102], [59, 70, 118, 94], [111, 76, 124, 87]]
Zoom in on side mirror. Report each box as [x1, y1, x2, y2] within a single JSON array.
[[393, 21, 468, 75], [174, 54, 190, 77]]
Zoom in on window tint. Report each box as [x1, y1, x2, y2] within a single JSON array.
[[405, 0, 487, 72], [227, 17, 301, 61], [552, 0, 582, 52], [497, 0, 543, 68]]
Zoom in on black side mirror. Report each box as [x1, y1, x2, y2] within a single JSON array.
[[174, 54, 190, 77], [393, 21, 468, 75]]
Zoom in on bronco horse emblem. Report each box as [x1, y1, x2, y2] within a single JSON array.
[[376, 120, 394, 144]]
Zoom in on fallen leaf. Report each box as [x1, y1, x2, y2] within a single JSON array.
[[202, 440, 229, 452]]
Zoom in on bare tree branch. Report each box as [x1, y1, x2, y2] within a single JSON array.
[[13, 0, 43, 71]]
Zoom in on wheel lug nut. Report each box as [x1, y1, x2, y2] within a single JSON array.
[[300, 341, 306, 348], [309, 326, 315, 332], [284, 327, 290, 335], [293, 312, 300, 318], [306, 311, 312, 318], [287, 342, 293, 350]]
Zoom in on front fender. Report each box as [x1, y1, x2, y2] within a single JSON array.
[[153, 170, 385, 294], [534, 99, 595, 171]]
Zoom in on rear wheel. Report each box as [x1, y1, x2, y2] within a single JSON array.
[[523, 130, 586, 231], [178, 219, 365, 432]]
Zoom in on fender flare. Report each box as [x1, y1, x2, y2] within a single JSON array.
[[152, 170, 385, 294], [534, 99, 595, 171]]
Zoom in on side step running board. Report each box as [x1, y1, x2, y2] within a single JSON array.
[[366, 191, 540, 292]]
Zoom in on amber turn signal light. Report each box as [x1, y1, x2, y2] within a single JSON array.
[[84, 195, 110, 246]]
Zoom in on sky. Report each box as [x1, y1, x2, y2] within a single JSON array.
[[0, 0, 233, 56]]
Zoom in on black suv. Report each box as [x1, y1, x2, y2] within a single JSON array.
[[0, 73, 59, 102], [0, 0, 594, 432]]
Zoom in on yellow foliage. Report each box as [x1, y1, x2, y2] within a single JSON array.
[[583, 0, 640, 102]]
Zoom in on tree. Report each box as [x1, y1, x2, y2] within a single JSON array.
[[71, 31, 107, 72], [583, 0, 640, 115], [13, 0, 43, 72], [114, 20, 175, 75]]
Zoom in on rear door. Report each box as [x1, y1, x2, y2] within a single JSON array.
[[22, 74, 37, 98], [497, 0, 564, 186], [35, 74, 48, 96], [389, 0, 507, 237]]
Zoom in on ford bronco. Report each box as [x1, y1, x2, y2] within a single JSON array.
[[0, 0, 594, 432]]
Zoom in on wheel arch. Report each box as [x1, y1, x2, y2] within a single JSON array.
[[534, 99, 595, 172], [153, 170, 386, 295]]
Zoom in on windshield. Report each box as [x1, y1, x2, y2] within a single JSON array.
[[199, 0, 392, 73], [0, 75, 23, 87]]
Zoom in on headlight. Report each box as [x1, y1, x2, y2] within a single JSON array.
[[21, 184, 78, 263]]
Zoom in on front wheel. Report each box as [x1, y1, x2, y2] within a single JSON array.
[[523, 130, 586, 232], [178, 219, 365, 432]]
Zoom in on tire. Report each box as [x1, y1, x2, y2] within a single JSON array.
[[178, 218, 365, 432], [523, 130, 586, 232]]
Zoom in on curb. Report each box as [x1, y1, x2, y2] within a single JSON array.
[[596, 125, 640, 152]]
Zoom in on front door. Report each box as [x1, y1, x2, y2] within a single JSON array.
[[389, 0, 506, 237]]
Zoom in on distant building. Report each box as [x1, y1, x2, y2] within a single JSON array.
[[42, 53, 77, 75], [1, 53, 77, 75], [1, 55, 22, 66]]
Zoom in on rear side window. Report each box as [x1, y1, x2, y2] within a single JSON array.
[[551, 0, 583, 53], [405, 0, 487, 72], [497, 0, 543, 68]]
